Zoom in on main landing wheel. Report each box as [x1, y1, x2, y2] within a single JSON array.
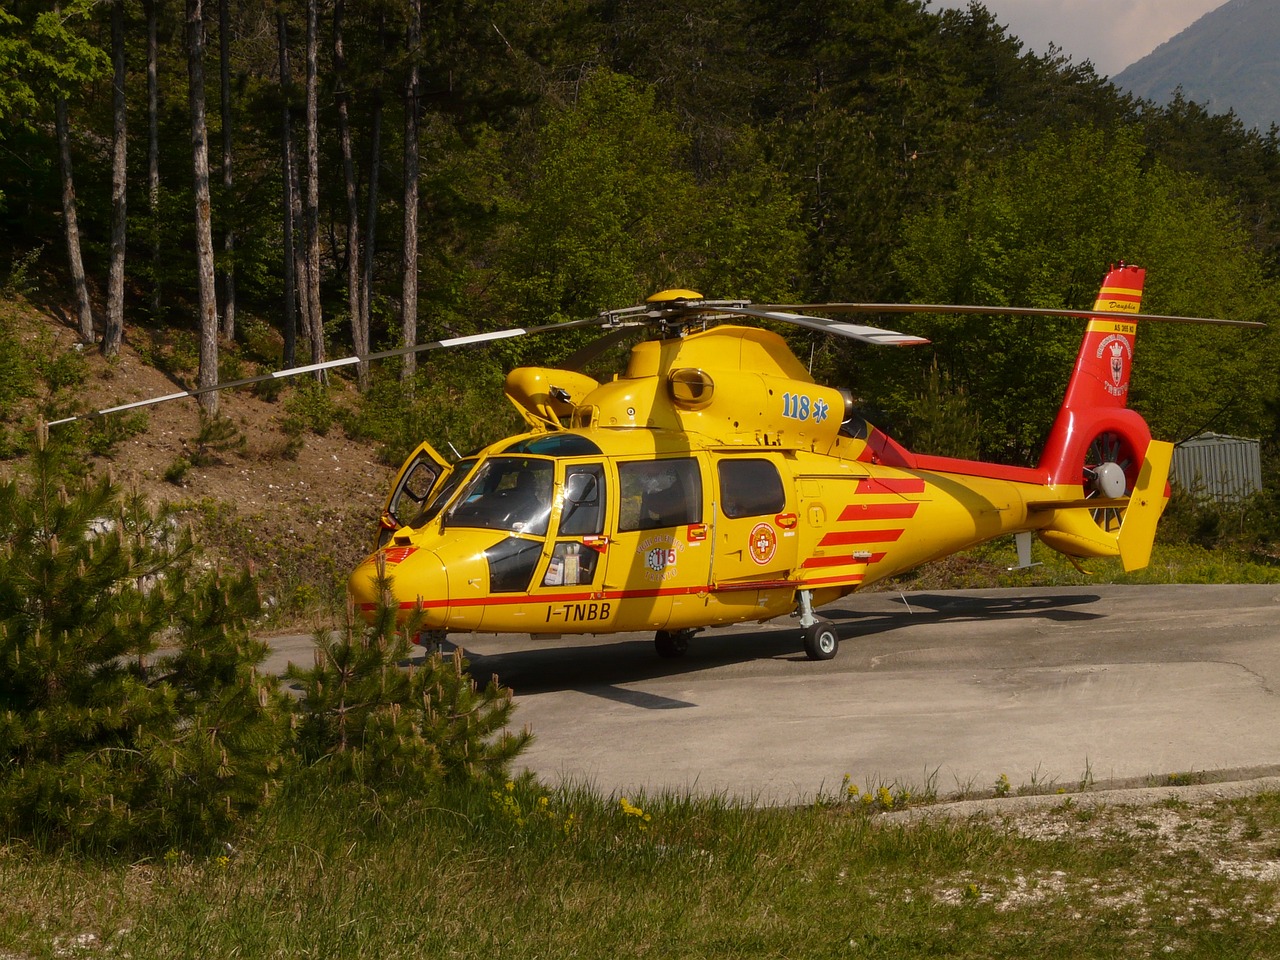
[[654, 628, 695, 658], [802, 619, 840, 661]]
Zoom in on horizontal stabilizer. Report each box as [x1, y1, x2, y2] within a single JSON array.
[[1027, 496, 1128, 512]]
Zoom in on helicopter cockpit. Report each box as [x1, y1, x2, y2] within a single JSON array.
[[445, 456, 555, 535]]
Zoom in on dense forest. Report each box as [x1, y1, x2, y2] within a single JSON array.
[[1, 0, 1278, 465]]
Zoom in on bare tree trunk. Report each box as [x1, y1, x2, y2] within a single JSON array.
[[303, 0, 324, 371], [400, 0, 420, 384], [333, 0, 367, 389], [102, 0, 127, 358], [187, 0, 219, 418], [360, 13, 387, 376], [218, 0, 236, 342], [147, 0, 162, 321], [361, 88, 382, 362], [56, 96, 94, 344], [277, 11, 299, 369]]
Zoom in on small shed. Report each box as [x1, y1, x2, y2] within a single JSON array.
[[1170, 433, 1263, 503]]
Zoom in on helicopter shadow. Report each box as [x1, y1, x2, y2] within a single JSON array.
[[457, 627, 812, 702], [455, 590, 1108, 703], [822, 591, 1107, 629]]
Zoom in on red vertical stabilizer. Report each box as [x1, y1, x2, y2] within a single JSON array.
[[1038, 264, 1152, 486]]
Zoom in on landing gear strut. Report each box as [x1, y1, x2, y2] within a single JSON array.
[[796, 590, 839, 661], [654, 628, 699, 658]]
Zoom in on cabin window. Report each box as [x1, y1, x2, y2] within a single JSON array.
[[617, 458, 702, 531], [718, 458, 785, 518], [446, 457, 554, 535]]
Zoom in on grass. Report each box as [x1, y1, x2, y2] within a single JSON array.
[[3, 783, 1280, 958]]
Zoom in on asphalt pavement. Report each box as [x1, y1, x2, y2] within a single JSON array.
[[263, 583, 1280, 804]]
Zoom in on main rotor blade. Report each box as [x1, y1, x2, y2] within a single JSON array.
[[47, 314, 610, 427], [713, 305, 931, 346], [758, 302, 1265, 328], [559, 323, 648, 371]]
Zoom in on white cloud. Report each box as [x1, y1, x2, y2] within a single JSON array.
[[930, 0, 1226, 75]]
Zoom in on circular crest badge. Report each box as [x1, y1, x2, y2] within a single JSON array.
[[748, 522, 777, 565]]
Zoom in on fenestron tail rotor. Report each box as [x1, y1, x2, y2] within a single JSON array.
[[1083, 430, 1138, 533]]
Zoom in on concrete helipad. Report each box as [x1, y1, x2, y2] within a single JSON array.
[[455, 584, 1280, 803], [264, 584, 1280, 803]]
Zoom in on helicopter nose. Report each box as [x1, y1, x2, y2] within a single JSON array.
[[348, 544, 448, 626]]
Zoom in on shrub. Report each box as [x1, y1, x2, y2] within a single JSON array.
[[281, 378, 339, 438], [0, 431, 286, 854], [286, 566, 531, 799]]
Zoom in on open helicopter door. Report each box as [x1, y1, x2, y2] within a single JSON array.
[[378, 441, 453, 548]]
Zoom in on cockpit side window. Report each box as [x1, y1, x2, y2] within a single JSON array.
[[617, 458, 702, 532], [446, 457, 554, 535], [409, 458, 477, 529], [558, 464, 605, 537]]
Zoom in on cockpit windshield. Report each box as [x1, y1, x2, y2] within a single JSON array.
[[445, 457, 554, 536]]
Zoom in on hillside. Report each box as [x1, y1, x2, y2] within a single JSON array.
[[1114, 0, 1280, 130], [1, 298, 396, 623]]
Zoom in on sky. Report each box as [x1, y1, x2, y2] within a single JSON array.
[[929, 0, 1226, 76]]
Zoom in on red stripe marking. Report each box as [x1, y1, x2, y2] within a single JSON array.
[[820, 529, 904, 546], [799, 572, 866, 587], [357, 578, 805, 613], [802, 552, 886, 569], [837, 502, 919, 522], [712, 578, 802, 593], [856, 477, 926, 495]]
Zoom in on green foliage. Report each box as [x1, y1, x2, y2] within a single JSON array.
[[3, 244, 44, 296], [0, 307, 35, 414], [0, 437, 285, 853], [888, 126, 1280, 461], [187, 413, 246, 468], [900, 360, 984, 459], [0, 1, 108, 132], [281, 379, 339, 438], [344, 358, 520, 467], [286, 569, 531, 798], [31, 341, 87, 393], [83, 411, 148, 458], [495, 70, 702, 330], [164, 457, 190, 486]]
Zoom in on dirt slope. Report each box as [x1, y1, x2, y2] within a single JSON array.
[[4, 301, 397, 622]]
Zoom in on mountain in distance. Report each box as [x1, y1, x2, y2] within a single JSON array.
[[1112, 0, 1280, 131]]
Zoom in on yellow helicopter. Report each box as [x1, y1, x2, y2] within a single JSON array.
[[346, 264, 1258, 660]]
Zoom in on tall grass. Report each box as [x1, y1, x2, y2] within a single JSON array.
[[5, 784, 1280, 958]]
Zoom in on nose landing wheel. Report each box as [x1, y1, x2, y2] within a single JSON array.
[[655, 628, 699, 658]]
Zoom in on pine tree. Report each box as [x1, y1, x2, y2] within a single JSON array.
[[287, 562, 531, 799], [0, 427, 285, 853]]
